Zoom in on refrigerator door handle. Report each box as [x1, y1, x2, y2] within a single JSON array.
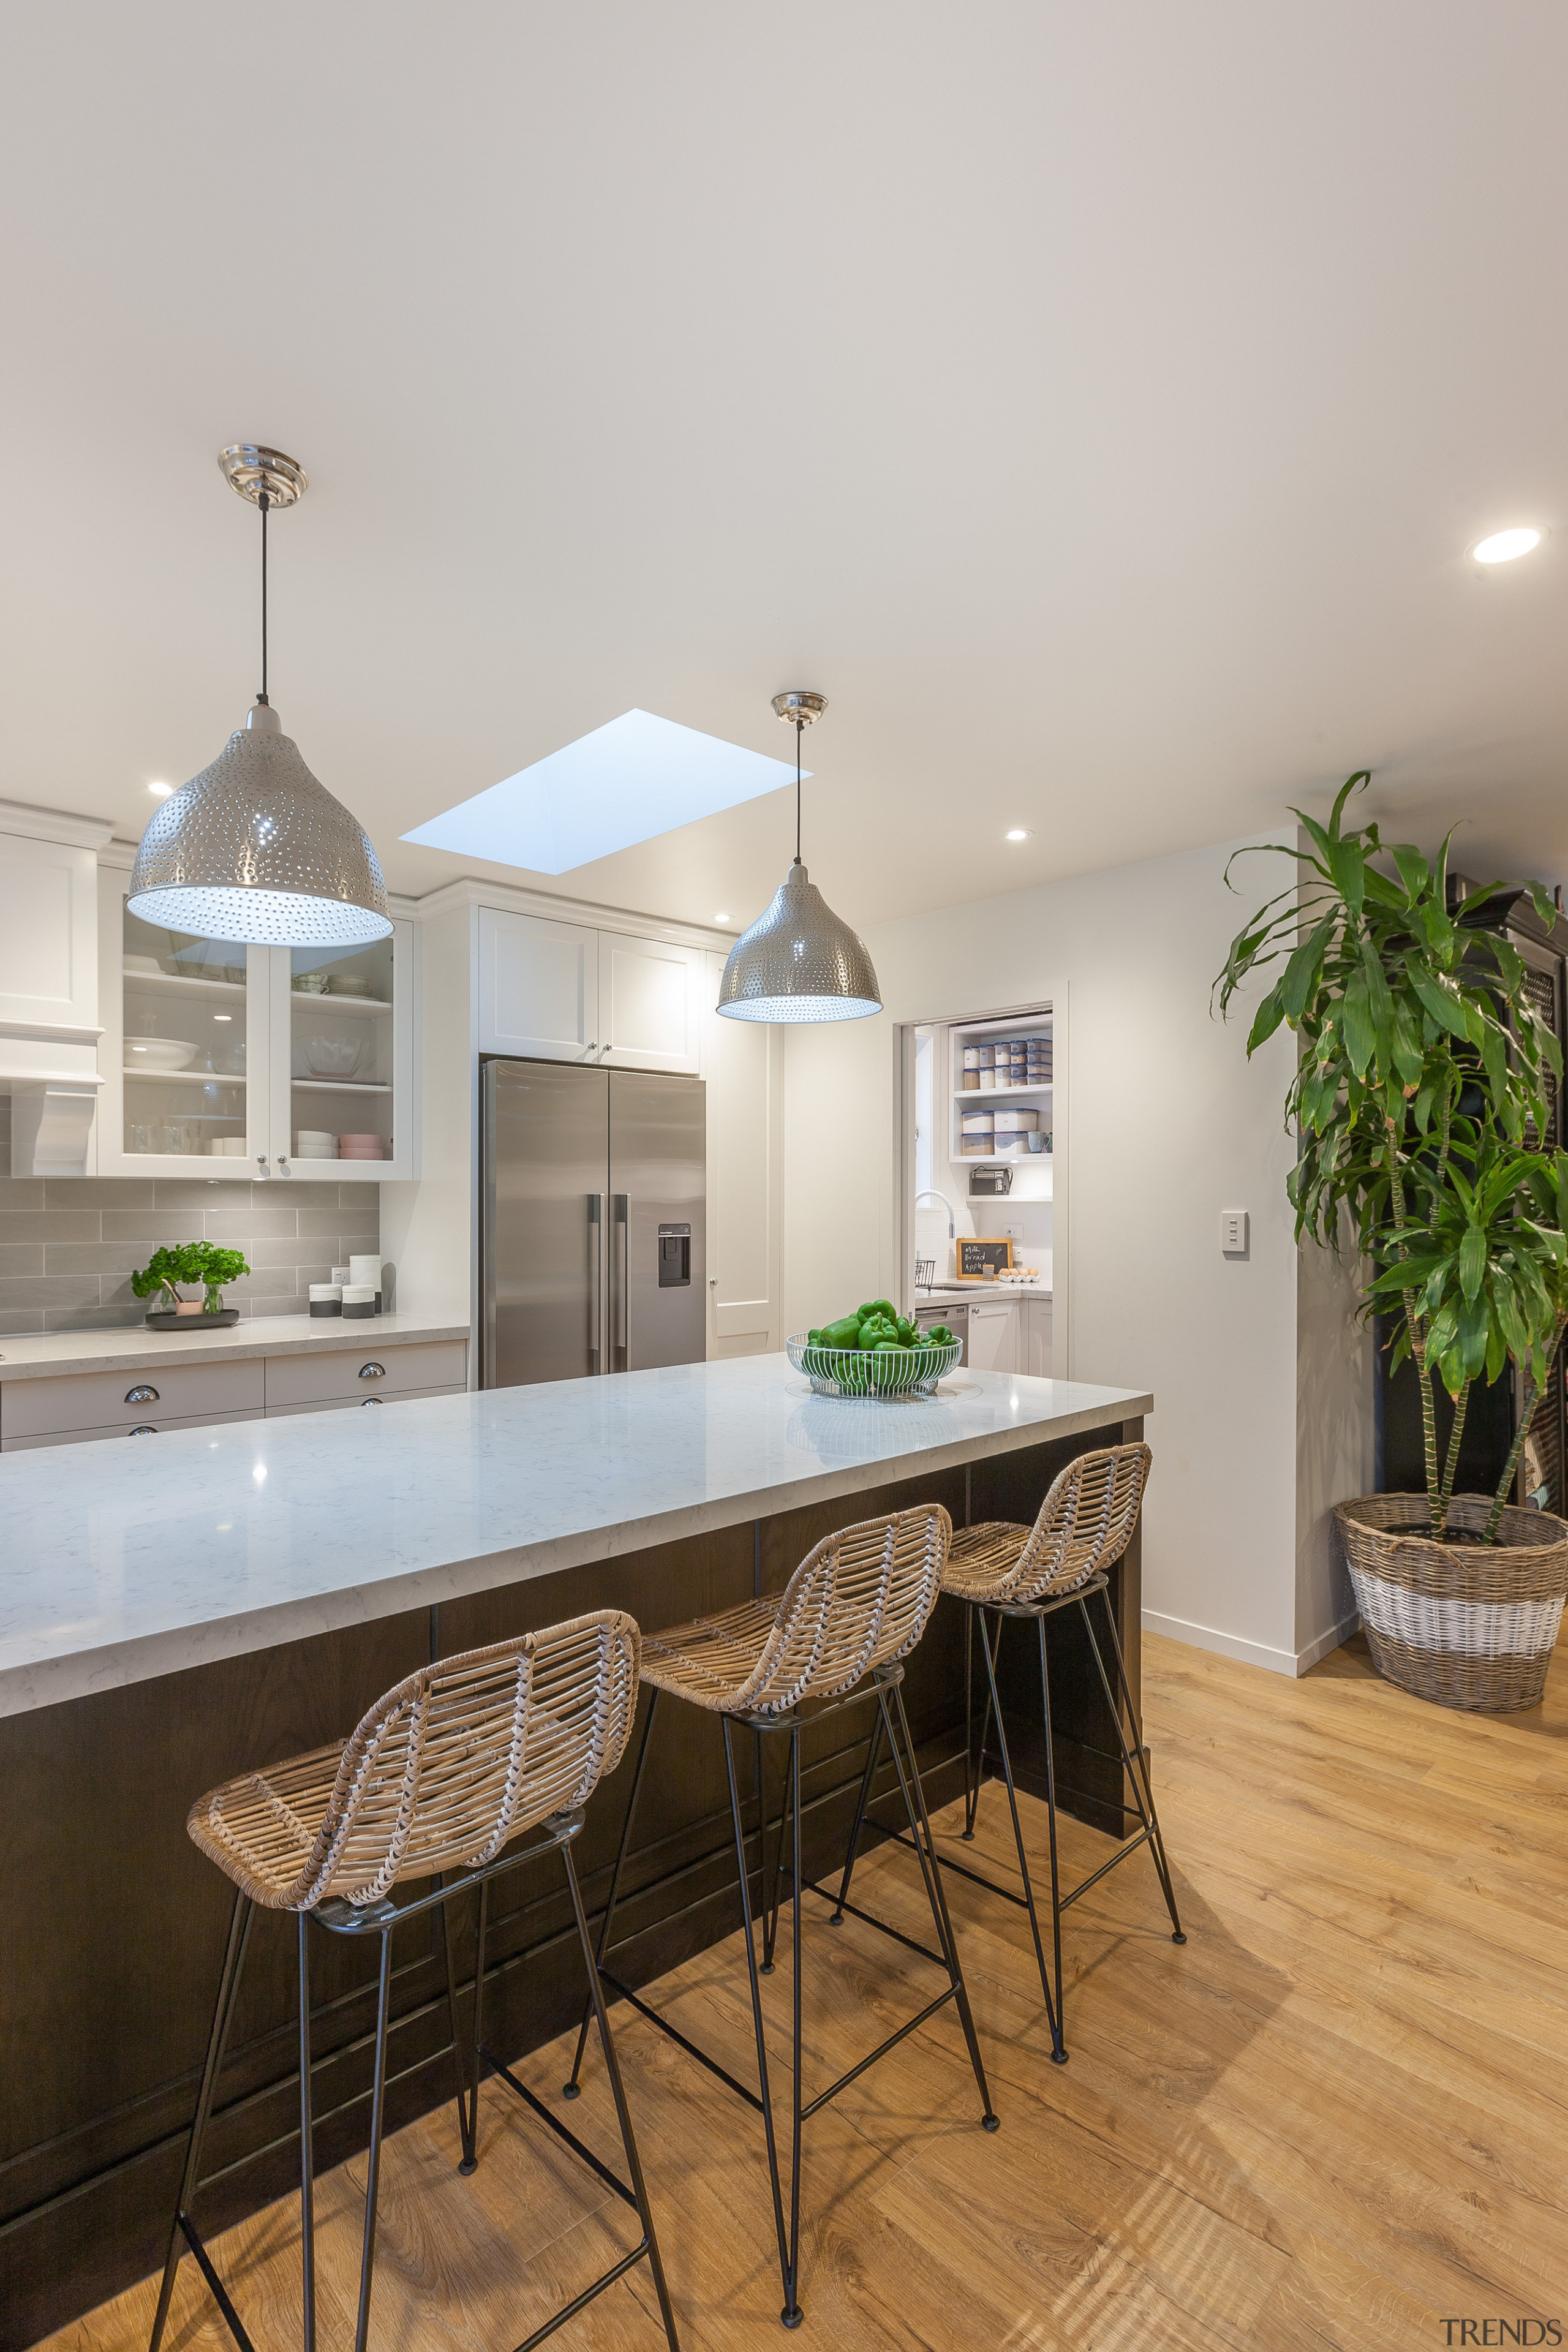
[[587, 1194, 604, 1373], [613, 1193, 629, 1363], [481, 1065, 499, 1386]]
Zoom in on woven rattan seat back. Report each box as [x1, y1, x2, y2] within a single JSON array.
[[188, 1610, 640, 1912], [949, 1443, 1151, 1605], [643, 1504, 951, 1716]]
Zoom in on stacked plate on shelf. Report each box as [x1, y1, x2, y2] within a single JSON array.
[[296, 1129, 338, 1159], [337, 1131, 386, 1161]]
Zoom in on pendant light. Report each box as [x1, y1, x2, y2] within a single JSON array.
[[715, 692, 881, 1022], [127, 446, 392, 947]]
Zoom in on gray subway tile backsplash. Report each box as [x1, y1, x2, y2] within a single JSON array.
[[0, 1099, 378, 1334]]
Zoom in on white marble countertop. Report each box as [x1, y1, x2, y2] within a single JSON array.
[[915, 1284, 1054, 1302], [0, 1312, 472, 1382], [0, 1353, 1150, 1716]]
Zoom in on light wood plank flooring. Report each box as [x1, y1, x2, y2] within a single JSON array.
[[39, 1626, 1568, 2352]]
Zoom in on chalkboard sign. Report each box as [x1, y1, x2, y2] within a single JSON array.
[[956, 1237, 1014, 1280]]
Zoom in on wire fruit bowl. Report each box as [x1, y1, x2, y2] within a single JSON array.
[[786, 1332, 962, 1400]]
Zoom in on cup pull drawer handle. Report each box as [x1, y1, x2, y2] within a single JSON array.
[[124, 1385, 159, 1405], [359, 1362, 386, 1379], [361, 1396, 383, 1406], [127, 1424, 159, 1436]]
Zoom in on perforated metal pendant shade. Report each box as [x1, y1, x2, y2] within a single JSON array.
[[127, 703, 392, 946], [715, 861, 881, 1023]]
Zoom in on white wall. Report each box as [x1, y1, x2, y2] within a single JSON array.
[[782, 834, 1344, 1674], [380, 899, 476, 1336]]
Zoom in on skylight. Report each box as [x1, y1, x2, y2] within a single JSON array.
[[401, 709, 809, 873]]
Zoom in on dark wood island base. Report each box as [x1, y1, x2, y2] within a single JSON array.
[[0, 1413, 1145, 2346]]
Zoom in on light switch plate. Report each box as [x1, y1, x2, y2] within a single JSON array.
[[1220, 1208, 1249, 1255]]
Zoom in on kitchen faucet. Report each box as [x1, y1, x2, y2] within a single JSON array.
[[915, 1189, 956, 1237]]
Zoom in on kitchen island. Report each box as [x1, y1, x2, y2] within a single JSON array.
[[0, 1354, 1150, 2342]]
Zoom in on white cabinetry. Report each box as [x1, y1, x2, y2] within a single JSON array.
[[702, 951, 782, 1352], [1, 807, 111, 1177], [1022, 1296, 1054, 1379], [0, 825, 102, 1046], [965, 1297, 1018, 1374], [0, 1335, 469, 1449], [598, 931, 702, 1074], [477, 907, 703, 1076], [478, 908, 598, 1061], [99, 878, 417, 1182]]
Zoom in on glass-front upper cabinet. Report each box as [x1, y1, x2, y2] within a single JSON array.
[[103, 895, 415, 1182], [265, 925, 415, 1182], [114, 900, 265, 1174]]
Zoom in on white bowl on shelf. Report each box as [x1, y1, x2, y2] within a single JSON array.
[[125, 1038, 198, 1071], [304, 1037, 362, 1078], [123, 954, 163, 976]]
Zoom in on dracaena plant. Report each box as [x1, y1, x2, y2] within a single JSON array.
[[1214, 774, 1564, 1540]]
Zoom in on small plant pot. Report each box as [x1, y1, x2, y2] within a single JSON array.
[[145, 1309, 241, 1331], [1334, 1493, 1568, 1711]]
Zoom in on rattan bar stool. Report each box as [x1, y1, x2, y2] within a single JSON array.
[[563, 1503, 997, 2330], [148, 1610, 679, 2352], [832, 1443, 1184, 2064]]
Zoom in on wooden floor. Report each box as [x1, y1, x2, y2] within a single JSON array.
[[40, 1626, 1568, 2352]]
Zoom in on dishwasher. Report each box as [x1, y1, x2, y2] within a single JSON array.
[[916, 1300, 969, 1365]]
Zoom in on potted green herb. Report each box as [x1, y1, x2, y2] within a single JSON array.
[[1215, 775, 1568, 1710], [130, 1242, 251, 1329]]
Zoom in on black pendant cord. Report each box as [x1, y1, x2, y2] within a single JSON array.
[[795, 720, 803, 866], [257, 491, 270, 706]]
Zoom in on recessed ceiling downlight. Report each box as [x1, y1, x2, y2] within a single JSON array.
[[1472, 527, 1542, 564], [1005, 828, 1031, 842]]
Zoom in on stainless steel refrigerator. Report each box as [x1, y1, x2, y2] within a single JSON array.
[[481, 1058, 706, 1387]]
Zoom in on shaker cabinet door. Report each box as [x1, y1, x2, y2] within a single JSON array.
[[965, 1300, 1017, 1374], [1024, 1297, 1055, 1378], [597, 932, 702, 1075], [478, 908, 600, 1062]]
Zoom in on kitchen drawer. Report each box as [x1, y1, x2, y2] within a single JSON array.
[[1, 1358, 266, 1441], [1, 1405, 266, 1452], [264, 1340, 468, 1408], [265, 1382, 466, 1419]]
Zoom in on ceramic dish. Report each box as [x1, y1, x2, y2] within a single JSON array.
[[304, 1038, 361, 1077], [125, 1038, 198, 1071]]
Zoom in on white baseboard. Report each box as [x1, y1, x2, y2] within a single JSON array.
[[1142, 1606, 1360, 1679]]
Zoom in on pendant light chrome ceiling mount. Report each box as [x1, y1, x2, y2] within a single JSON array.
[[127, 446, 391, 949], [715, 691, 882, 1024], [218, 443, 309, 508]]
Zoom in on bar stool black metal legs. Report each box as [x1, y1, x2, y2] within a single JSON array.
[[567, 1666, 996, 2328], [564, 1504, 998, 2329], [148, 1613, 680, 2352], [835, 1444, 1187, 2061]]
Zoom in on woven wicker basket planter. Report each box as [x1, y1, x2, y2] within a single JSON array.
[[1334, 1493, 1568, 1712]]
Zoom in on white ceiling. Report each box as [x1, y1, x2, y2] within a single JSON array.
[[4, 2, 1567, 933]]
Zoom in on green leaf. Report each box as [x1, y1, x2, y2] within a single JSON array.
[[1341, 972, 1375, 1077], [1281, 915, 1334, 1022], [1401, 954, 1470, 1039], [1458, 1220, 1485, 1302], [1246, 988, 1288, 1052], [1391, 844, 1430, 902]]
